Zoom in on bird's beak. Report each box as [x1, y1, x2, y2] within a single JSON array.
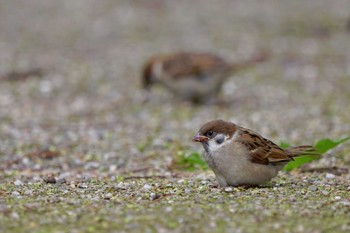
[[192, 134, 209, 142]]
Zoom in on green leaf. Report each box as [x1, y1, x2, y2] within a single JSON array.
[[283, 137, 350, 171], [174, 150, 208, 171], [314, 137, 350, 154], [282, 155, 321, 171], [279, 141, 291, 149]]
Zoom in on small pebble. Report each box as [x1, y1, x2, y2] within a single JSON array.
[[184, 188, 191, 194], [24, 190, 33, 196], [14, 180, 23, 186], [334, 196, 341, 200], [104, 193, 113, 200], [109, 165, 117, 172], [339, 201, 350, 206], [325, 173, 336, 179], [12, 191, 21, 196], [143, 184, 152, 190], [11, 212, 20, 219], [321, 190, 329, 196], [177, 179, 185, 184], [165, 183, 173, 188], [150, 193, 160, 200], [201, 180, 208, 185], [308, 185, 318, 191], [224, 187, 233, 192], [273, 223, 281, 229], [165, 206, 173, 212], [116, 182, 127, 189], [78, 183, 88, 189], [32, 176, 41, 181]]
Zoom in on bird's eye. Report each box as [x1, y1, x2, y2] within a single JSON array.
[[207, 131, 214, 137]]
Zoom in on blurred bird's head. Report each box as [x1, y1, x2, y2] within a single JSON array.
[[142, 57, 163, 90]]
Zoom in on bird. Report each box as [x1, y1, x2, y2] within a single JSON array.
[[142, 51, 268, 103], [192, 119, 319, 187]]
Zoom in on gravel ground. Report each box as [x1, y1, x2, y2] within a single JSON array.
[[0, 1, 350, 232]]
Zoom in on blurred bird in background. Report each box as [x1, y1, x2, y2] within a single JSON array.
[[142, 51, 268, 104]]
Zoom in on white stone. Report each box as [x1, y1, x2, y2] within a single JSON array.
[[150, 193, 157, 200], [184, 188, 191, 194], [12, 191, 21, 196], [325, 173, 336, 179], [14, 180, 23, 186], [104, 193, 113, 199]]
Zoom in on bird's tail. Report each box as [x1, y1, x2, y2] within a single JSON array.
[[228, 50, 270, 72], [286, 145, 321, 158]]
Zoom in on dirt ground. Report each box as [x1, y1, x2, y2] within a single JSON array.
[[0, 1, 350, 232]]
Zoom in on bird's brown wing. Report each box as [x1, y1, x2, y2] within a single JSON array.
[[162, 52, 229, 79], [237, 127, 293, 165]]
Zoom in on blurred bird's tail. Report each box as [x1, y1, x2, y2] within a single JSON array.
[[229, 50, 270, 72]]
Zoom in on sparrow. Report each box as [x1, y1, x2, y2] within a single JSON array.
[[142, 51, 268, 103], [192, 120, 319, 187]]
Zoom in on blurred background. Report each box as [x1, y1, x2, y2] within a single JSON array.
[[0, 0, 350, 177]]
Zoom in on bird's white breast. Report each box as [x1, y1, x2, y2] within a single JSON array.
[[204, 133, 278, 186]]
